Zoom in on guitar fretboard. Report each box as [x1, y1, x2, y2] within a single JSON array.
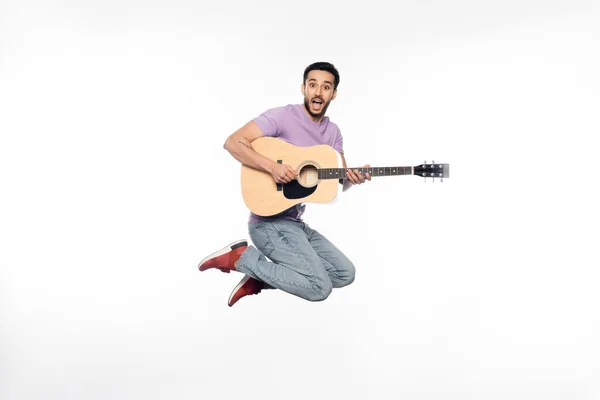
[[317, 167, 413, 180]]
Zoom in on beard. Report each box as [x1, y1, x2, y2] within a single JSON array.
[[304, 95, 331, 119]]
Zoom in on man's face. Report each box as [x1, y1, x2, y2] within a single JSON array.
[[301, 70, 337, 119]]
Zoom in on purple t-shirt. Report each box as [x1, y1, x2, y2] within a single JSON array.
[[248, 103, 344, 223]]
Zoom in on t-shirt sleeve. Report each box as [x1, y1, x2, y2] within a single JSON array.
[[333, 127, 344, 153], [252, 107, 284, 137]]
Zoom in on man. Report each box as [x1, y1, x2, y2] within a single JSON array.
[[198, 62, 371, 306]]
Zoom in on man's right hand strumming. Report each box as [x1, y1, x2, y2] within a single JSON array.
[[270, 163, 297, 184]]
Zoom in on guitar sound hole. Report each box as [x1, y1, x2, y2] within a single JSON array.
[[282, 163, 319, 200], [298, 165, 318, 188]]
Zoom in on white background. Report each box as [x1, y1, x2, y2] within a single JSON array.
[[1, 1, 599, 399]]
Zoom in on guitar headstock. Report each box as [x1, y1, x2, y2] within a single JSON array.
[[414, 161, 449, 182]]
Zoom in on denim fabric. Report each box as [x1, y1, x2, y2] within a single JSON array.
[[235, 219, 355, 302]]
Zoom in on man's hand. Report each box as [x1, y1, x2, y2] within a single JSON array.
[[270, 163, 298, 184], [346, 164, 371, 185]]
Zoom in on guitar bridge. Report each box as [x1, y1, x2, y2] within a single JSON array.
[[277, 160, 282, 191]]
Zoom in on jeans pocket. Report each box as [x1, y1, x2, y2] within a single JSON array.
[[248, 223, 275, 257]]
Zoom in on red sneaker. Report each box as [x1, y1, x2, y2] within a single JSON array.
[[228, 275, 265, 307], [198, 240, 248, 273]]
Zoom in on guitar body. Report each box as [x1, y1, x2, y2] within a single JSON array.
[[241, 137, 340, 217]]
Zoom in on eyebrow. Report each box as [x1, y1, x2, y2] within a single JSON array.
[[308, 78, 333, 86]]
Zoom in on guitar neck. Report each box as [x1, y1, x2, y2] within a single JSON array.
[[317, 166, 413, 180]]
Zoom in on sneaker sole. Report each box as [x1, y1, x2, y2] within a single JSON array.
[[198, 239, 248, 271], [228, 275, 252, 306]]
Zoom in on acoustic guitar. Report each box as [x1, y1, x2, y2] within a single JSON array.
[[241, 137, 449, 216]]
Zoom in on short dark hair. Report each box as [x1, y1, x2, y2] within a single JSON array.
[[303, 62, 340, 90]]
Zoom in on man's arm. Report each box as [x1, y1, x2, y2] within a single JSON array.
[[223, 121, 273, 173], [223, 121, 297, 184]]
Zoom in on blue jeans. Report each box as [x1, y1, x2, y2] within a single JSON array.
[[235, 219, 356, 301]]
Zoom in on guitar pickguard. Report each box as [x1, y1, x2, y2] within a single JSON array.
[[283, 180, 317, 199]]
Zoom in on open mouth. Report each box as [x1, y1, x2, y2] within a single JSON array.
[[311, 98, 324, 108]]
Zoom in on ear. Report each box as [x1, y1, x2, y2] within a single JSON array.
[[301, 83, 305, 96], [331, 88, 337, 101]]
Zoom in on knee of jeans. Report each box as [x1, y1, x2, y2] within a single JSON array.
[[339, 261, 356, 287], [307, 279, 333, 302]]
